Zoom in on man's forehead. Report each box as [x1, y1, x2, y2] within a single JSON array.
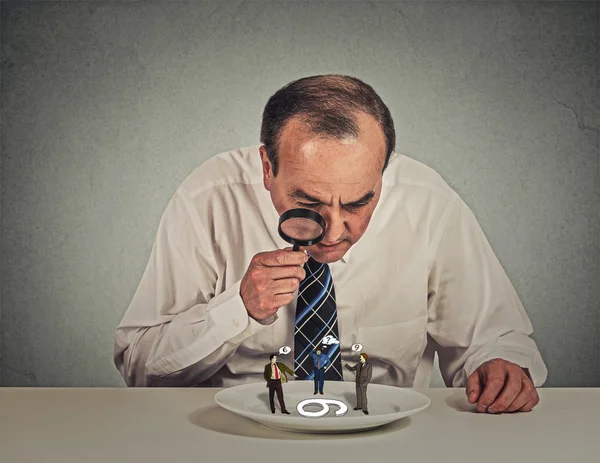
[[279, 141, 377, 170], [279, 112, 384, 147], [287, 183, 377, 203], [277, 149, 384, 198]]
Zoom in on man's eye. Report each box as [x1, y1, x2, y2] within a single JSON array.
[[346, 203, 368, 209], [298, 202, 319, 208]]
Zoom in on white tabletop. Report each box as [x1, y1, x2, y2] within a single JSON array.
[[1, 387, 598, 463]]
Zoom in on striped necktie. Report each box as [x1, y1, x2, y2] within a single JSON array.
[[294, 256, 343, 381]]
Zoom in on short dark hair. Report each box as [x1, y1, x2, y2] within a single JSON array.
[[260, 74, 396, 176], [269, 354, 276, 360]]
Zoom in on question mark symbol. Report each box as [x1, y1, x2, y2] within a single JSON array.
[[351, 343, 363, 352]]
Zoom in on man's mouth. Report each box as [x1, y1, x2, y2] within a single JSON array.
[[318, 242, 342, 248]]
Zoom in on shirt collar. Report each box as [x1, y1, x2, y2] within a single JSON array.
[[339, 246, 352, 264]]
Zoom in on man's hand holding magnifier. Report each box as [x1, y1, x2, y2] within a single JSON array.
[[240, 208, 326, 321], [240, 248, 307, 321]]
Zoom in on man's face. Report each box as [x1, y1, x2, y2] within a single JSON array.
[[316, 349, 321, 355], [272, 356, 277, 364], [360, 355, 366, 363], [260, 112, 387, 264]]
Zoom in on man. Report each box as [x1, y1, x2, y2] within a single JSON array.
[[114, 74, 547, 415], [264, 354, 294, 414], [343, 353, 372, 414], [309, 348, 330, 395]]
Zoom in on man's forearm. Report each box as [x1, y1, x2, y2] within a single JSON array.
[[115, 281, 273, 386], [463, 332, 547, 387], [118, 321, 241, 387], [443, 331, 548, 388]]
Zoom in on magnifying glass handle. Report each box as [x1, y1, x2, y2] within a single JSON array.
[[292, 243, 300, 252]]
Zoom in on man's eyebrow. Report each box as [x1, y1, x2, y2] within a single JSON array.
[[346, 191, 375, 205], [290, 189, 325, 204], [290, 188, 375, 206]]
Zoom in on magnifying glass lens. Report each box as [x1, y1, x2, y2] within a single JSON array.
[[278, 208, 327, 250], [280, 217, 323, 241]]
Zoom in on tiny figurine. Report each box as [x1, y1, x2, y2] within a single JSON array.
[[264, 354, 294, 414], [310, 348, 330, 395], [342, 353, 372, 414]]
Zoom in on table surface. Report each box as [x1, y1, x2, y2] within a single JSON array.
[[1, 387, 599, 463]]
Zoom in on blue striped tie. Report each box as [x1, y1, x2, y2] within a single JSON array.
[[294, 256, 343, 381]]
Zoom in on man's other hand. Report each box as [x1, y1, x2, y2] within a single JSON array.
[[240, 248, 307, 321], [466, 358, 540, 414]]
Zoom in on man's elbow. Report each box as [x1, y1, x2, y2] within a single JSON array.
[[114, 326, 160, 387], [115, 345, 148, 387], [118, 348, 182, 387]]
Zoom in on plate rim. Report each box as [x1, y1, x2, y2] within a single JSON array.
[[213, 382, 431, 425]]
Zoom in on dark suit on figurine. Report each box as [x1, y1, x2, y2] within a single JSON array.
[[343, 353, 372, 414], [264, 354, 294, 414]]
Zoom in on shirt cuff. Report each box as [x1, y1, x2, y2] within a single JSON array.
[[463, 348, 548, 387], [208, 280, 277, 345]]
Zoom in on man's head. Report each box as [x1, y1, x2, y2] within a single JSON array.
[[270, 354, 277, 364], [360, 353, 367, 363], [316, 348, 321, 355], [259, 75, 396, 264]]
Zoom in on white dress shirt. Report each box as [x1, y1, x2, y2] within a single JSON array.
[[114, 145, 547, 388], [271, 363, 280, 380]]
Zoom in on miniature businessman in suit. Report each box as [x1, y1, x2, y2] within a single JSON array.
[[343, 353, 372, 414], [264, 354, 294, 414], [310, 348, 330, 395]]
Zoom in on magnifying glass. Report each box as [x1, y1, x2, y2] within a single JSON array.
[[278, 208, 326, 251]]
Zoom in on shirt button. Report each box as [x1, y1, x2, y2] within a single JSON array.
[[243, 329, 251, 336], [232, 319, 239, 327]]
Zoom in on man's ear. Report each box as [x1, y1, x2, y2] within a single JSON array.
[[259, 145, 273, 191]]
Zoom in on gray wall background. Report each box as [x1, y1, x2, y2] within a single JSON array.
[[1, 0, 598, 387]]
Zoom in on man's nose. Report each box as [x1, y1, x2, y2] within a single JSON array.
[[321, 210, 345, 243]]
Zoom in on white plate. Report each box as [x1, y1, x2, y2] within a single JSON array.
[[214, 381, 431, 433]]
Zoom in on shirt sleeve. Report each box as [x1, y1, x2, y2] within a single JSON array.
[[427, 195, 548, 388], [113, 187, 274, 386], [282, 363, 294, 375]]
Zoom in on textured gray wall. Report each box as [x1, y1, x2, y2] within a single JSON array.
[[1, 1, 598, 387]]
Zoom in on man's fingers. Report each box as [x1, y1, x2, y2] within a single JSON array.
[[476, 368, 507, 413], [242, 249, 309, 318], [510, 389, 539, 412], [466, 370, 482, 403], [519, 396, 539, 412], [487, 369, 522, 413], [271, 278, 301, 295], [506, 375, 539, 412], [284, 246, 309, 253], [269, 265, 306, 281], [505, 389, 531, 413], [256, 249, 308, 267], [272, 293, 295, 308]]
